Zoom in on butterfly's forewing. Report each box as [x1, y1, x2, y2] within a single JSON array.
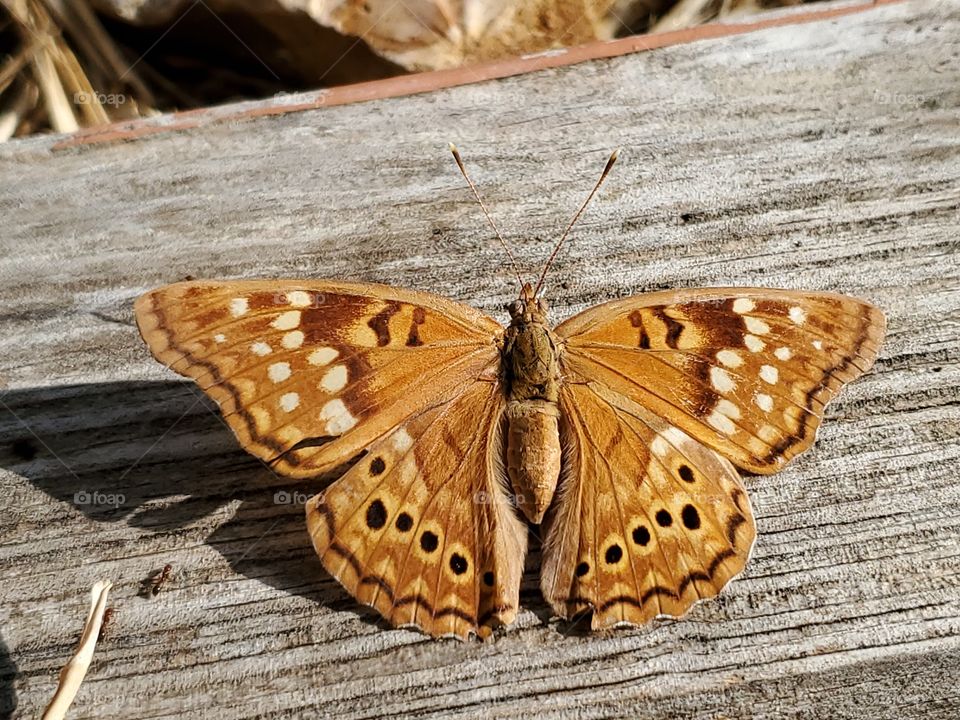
[[135, 280, 501, 478], [306, 380, 527, 639], [555, 289, 885, 474], [541, 381, 755, 628]]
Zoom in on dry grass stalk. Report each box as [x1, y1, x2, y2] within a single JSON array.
[[0, 0, 153, 138], [0, 79, 37, 139], [42, 0, 154, 107], [4, 0, 79, 132], [41, 580, 113, 720]]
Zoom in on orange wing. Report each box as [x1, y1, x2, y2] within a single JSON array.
[[137, 280, 527, 638], [541, 380, 755, 628], [306, 381, 527, 639], [135, 280, 501, 478], [555, 288, 885, 474], [540, 287, 883, 628]]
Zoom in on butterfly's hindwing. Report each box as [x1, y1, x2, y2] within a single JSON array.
[[556, 289, 885, 474], [541, 381, 756, 628], [135, 280, 501, 478], [306, 381, 527, 639]]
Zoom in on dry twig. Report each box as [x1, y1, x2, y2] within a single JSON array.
[[41, 580, 113, 720]]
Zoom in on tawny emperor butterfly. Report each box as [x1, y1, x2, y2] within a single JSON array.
[[135, 147, 885, 639]]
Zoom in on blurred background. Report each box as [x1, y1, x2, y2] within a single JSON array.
[[0, 0, 816, 139]]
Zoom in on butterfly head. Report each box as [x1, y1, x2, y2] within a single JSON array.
[[508, 282, 549, 324]]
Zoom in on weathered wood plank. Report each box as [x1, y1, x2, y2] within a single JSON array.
[[1, 0, 959, 717]]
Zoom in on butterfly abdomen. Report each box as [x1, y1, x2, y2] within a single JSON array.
[[503, 314, 562, 524], [505, 399, 560, 524]]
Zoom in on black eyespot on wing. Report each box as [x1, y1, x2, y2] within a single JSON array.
[[605, 545, 623, 564], [450, 553, 468, 575], [575, 562, 590, 577], [632, 525, 651, 546], [420, 530, 439, 552], [395, 512, 413, 532], [365, 499, 387, 529], [655, 509, 672, 527], [682, 504, 701, 530], [678, 464, 694, 482], [370, 456, 386, 475], [483, 571, 495, 587]]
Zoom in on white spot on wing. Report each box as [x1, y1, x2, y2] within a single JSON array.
[[651, 427, 688, 457], [755, 393, 774, 412], [651, 436, 669, 457], [733, 298, 754, 314], [745, 317, 770, 335], [320, 399, 357, 435], [716, 398, 742, 420], [272, 310, 301, 330], [230, 298, 248, 317], [710, 366, 736, 393], [760, 365, 779, 384], [789, 306, 807, 324], [308, 347, 338, 366], [268, 362, 291, 383], [392, 428, 413, 452], [279, 392, 300, 412], [707, 409, 736, 435], [662, 427, 688, 446], [716, 349, 743, 368], [251, 341, 272, 356], [812, 339, 824, 351], [745, 334, 765, 352], [320, 364, 348, 393], [774, 346, 793, 361], [282, 330, 304, 349], [214, 333, 226, 343], [287, 290, 311, 308], [759, 425, 780, 443]]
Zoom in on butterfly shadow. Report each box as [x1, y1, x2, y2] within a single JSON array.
[[0, 380, 368, 620], [1, 379, 580, 638], [0, 631, 17, 719]]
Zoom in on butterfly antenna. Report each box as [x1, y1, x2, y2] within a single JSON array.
[[449, 143, 525, 289], [532, 148, 620, 298]]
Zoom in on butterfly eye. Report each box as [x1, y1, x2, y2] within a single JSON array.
[[506, 300, 526, 317]]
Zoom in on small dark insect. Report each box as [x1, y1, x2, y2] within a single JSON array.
[[152, 563, 173, 596], [98, 607, 115, 641]]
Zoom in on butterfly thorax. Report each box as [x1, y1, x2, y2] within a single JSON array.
[[502, 290, 562, 525]]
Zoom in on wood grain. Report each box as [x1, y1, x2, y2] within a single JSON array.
[[1, 1, 958, 717]]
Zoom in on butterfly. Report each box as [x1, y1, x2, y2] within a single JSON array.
[[134, 146, 885, 640]]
